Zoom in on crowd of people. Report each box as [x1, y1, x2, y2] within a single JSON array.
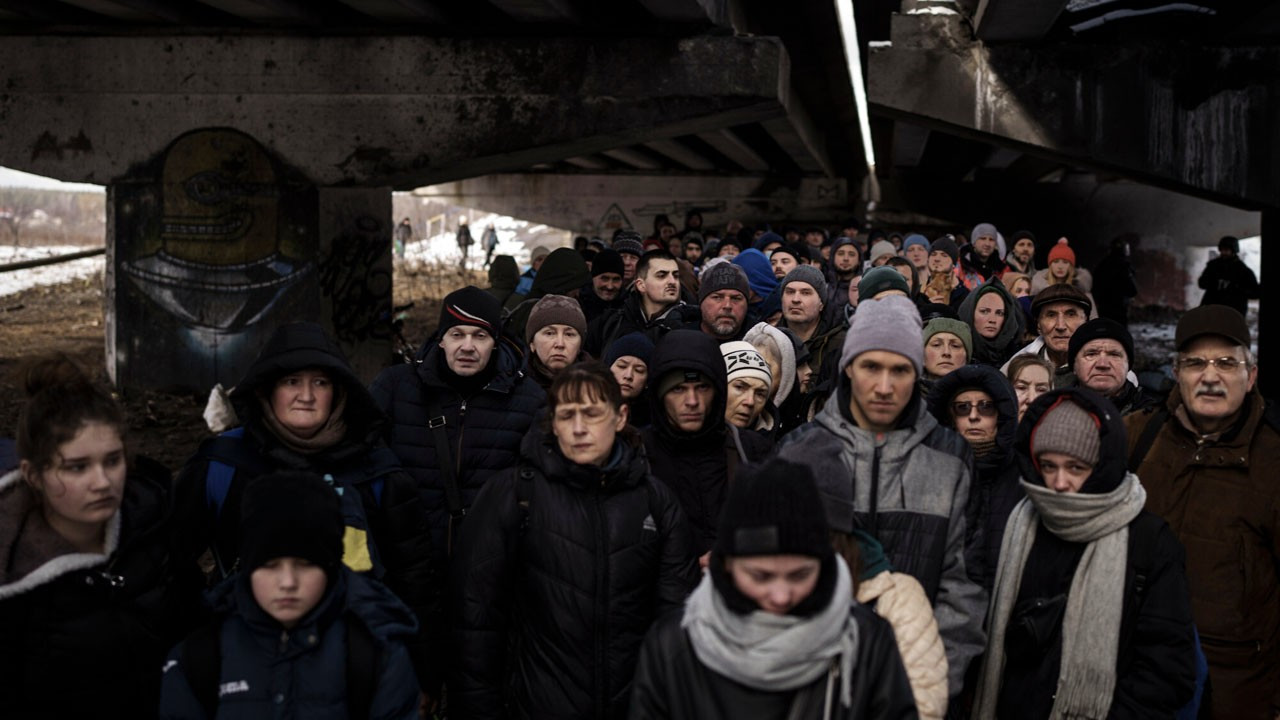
[[0, 214, 1274, 720]]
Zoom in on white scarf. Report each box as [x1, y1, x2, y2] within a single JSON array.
[[683, 555, 859, 707]]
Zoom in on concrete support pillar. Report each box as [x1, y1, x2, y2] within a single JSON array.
[[106, 128, 390, 393], [1261, 209, 1277, 400]]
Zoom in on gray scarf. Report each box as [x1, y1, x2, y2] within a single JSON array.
[[683, 556, 859, 708], [975, 472, 1146, 719]]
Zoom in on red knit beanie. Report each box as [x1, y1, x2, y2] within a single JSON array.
[[1048, 237, 1076, 265]]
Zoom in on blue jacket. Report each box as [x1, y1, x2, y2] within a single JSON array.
[[159, 569, 419, 720]]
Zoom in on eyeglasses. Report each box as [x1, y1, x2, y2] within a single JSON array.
[[952, 400, 998, 418], [1177, 356, 1246, 372]]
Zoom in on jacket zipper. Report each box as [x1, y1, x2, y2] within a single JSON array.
[[455, 399, 467, 479], [1199, 634, 1262, 652], [869, 445, 882, 538], [593, 484, 609, 717]]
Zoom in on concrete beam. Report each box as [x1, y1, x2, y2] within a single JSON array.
[[601, 148, 664, 171], [762, 87, 834, 177], [697, 128, 769, 172], [890, 121, 930, 167], [0, 34, 790, 188], [973, 0, 1066, 42], [869, 12, 1279, 210], [414, 172, 851, 235], [642, 139, 716, 171]]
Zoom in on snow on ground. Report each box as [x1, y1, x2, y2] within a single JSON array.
[[399, 210, 569, 272], [0, 245, 104, 298]]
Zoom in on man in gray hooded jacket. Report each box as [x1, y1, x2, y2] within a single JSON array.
[[775, 294, 987, 700]]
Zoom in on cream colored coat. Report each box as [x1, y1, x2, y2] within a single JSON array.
[[857, 570, 949, 720]]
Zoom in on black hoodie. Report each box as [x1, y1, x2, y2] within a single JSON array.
[[640, 330, 769, 555], [927, 364, 1021, 591]]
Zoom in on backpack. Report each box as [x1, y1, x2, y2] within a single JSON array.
[[180, 612, 380, 720], [198, 427, 400, 580]]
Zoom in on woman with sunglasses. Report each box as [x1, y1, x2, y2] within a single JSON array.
[[927, 364, 1022, 593]]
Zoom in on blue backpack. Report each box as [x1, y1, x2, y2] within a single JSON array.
[[199, 427, 400, 580]]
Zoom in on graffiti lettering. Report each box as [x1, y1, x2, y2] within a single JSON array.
[[319, 215, 392, 347]]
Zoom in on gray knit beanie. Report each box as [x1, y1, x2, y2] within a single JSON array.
[[525, 294, 587, 343], [923, 317, 973, 359], [869, 240, 897, 265], [971, 222, 998, 241], [780, 265, 828, 301], [1031, 399, 1101, 466], [699, 262, 750, 303], [839, 294, 924, 374]]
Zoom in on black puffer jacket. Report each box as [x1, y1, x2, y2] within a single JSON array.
[[927, 364, 1022, 592], [629, 603, 918, 720], [369, 332, 543, 572], [641, 330, 770, 556], [449, 427, 699, 719], [995, 388, 1196, 717], [0, 459, 204, 719], [586, 290, 698, 358]]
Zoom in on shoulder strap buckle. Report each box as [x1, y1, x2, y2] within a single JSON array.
[[428, 415, 447, 429]]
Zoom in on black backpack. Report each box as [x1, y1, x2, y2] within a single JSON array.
[[179, 612, 380, 720]]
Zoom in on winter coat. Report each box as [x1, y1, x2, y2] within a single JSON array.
[[486, 256, 520, 307], [628, 602, 919, 720], [775, 389, 987, 697], [1197, 254, 1260, 318], [172, 323, 434, 682], [369, 333, 543, 575], [956, 281, 1025, 368], [159, 569, 420, 720], [641, 330, 770, 556], [777, 315, 847, 382], [995, 388, 1196, 718], [586, 289, 697, 358], [857, 571, 948, 720], [1091, 250, 1139, 325], [577, 282, 624, 324], [0, 460, 204, 719], [448, 428, 699, 720], [958, 245, 1008, 290], [926, 365, 1023, 593], [1125, 386, 1280, 719]]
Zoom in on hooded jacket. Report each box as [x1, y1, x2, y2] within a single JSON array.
[[994, 389, 1196, 718], [485, 255, 520, 307], [174, 323, 434, 686], [0, 459, 203, 719], [641, 330, 769, 556], [957, 281, 1025, 368], [926, 365, 1022, 592], [1125, 385, 1280, 718], [775, 383, 986, 697], [1196, 254, 1260, 318], [159, 569, 420, 720], [449, 427, 698, 719]]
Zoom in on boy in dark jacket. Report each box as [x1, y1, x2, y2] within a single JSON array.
[[160, 472, 420, 720]]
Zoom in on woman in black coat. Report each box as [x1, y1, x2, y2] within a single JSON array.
[[449, 362, 699, 720], [974, 388, 1196, 718], [629, 458, 918, 720], [172, 323, 434, 690], [0, 354, 202, 719]]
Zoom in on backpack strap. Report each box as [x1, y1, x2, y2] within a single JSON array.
[[1127, 407, 1169, 473], [424, 399, 466, 551], [345, 613, 380, 720], [180, 620, 223, 719], [515, 465, 536, 536]]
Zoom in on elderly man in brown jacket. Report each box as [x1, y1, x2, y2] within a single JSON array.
[[1126, 305, 1280, 719]]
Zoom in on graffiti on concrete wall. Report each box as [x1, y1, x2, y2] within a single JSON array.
[[111, 127, 317, 390], [316, 203, 393, 381]]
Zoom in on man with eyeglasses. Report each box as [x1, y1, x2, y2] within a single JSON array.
[[1065, 318, 1158, 415], [1125, 305, 1280, 719], [776, 295, 986, 703]]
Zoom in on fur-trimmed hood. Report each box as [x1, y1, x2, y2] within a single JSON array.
[[0, 468, 122, 600]]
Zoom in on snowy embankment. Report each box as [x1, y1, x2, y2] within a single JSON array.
[[398, 211, 568, 270], [0, 245, 104, 298]]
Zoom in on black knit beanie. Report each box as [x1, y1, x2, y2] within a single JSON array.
[[239, 472, 344, 575], [591, 249, 624, 278], [711, 458, 837, 616], [1067, 318, 1134, 369], [438, 286, 503, 335]]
